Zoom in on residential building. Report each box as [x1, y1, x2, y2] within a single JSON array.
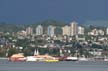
[[78, 26, 85, 35], [106, 28, 108, 35], [88, 29, 98, 36], [47, 25, 55, 37], [88, 29, 104, 36], [98, 30, 104, 36], [70, 22, 78, 36], [36, 25, 43, 36], [26, 27, 33, 35], [62, 25, 70, 36]]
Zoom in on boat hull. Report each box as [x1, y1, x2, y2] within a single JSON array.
[[45, 60, 59, 62]]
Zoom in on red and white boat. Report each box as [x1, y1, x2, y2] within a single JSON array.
[[9, 53, 26, 62]]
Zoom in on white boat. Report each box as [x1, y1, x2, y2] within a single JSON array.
[[26, 56, 37, 62], [104, 56, 108, 61], [78, 57, 88, 61], [65, 57, 78, 61], [26, 56, 45, 62], [104, 59, 108, 61]]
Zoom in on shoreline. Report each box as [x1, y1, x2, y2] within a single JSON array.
[[0, 57, 108, 62]]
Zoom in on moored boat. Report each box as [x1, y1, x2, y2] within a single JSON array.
[[104, 57, 108, 61], [26, 56, 37, 62], [9, 53, 26, 62], [45, 59, 59, 62], [78, 57, 88, 61], [26, 56, 45, 62], [65, 56, 78, 61]]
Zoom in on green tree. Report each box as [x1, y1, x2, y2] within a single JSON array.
[[8, 48, 19, 57]]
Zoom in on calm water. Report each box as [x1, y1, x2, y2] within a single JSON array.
[[0, 60, 108, 71]]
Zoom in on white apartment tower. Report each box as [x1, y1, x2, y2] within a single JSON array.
[[106, 28, 108, 35], [78, 26, 84, 35], [62, 25, 70, 36], [47, 25, 55, 37], [26, 27, 33, 35], [36, 25, 43, 36], [70, 22, 78, 36]]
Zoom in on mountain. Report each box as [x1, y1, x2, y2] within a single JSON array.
[[0, 20, 67, 33], [30, 20, 66, 34], [0, 23, 25, 33], [82, 20, 108, 27], [31, 20, 67, 27]]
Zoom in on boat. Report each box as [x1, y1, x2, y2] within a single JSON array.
[[9, 53, 26, 62], [26, 56, 37, 62], [78, 57, 88, 61], [65, 56, 78, 61], [104, 58, 108, 61], [104, 57, 108, 61], [26, 56, 45, 62], [45, 59, 59, 62]]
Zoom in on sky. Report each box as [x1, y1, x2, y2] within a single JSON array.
[[0, 0, 108, 24]]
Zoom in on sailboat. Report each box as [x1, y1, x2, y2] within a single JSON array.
[[34, 49, 37, 56], [26, 49, 41, 62], [36, 49, 39, 55], [34, 49, 39, 56]]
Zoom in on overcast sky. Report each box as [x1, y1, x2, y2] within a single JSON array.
[[0, 0, 107, 24]]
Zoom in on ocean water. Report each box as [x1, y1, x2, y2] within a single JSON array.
[[0, 60, 108, 71]]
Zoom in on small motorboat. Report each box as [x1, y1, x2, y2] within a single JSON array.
[[78, 57, 88, 61], [65, 56, 78, 61]]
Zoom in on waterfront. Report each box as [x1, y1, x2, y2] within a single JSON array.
[[0, 60, 108, 71]]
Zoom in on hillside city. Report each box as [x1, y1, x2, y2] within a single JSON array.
[[0, 21, 108, 61]]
